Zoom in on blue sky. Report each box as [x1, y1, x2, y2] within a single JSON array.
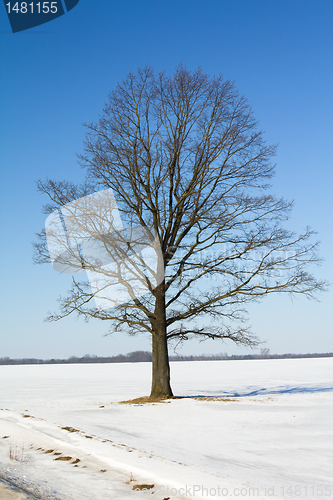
[[0, 0, 332, 359]]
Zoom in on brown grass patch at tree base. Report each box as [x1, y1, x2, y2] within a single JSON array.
[[119, 396, 175, 405], [119, 395, 239, 404]]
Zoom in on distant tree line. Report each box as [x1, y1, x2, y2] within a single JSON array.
[[170, 351, 333, 361], [0, 350, 332, 365], [0, 351, 152, 365]]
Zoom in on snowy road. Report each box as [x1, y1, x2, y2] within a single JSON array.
[[0, 470, 60, 500]]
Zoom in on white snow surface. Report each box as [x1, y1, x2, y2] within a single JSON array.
[[0, 358, 332, 499]]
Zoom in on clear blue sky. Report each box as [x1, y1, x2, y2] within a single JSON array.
[[0, 0, 332, 359]]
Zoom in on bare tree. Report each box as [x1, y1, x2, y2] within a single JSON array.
[[34, 65, 326, 399]]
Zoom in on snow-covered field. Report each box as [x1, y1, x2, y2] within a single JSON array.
[[0, 358, 332, 500]]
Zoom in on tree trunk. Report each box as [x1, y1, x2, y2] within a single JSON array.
[[150, 286, 173, 399]]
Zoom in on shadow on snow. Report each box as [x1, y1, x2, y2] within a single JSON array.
[[174, 384, 333, 398]]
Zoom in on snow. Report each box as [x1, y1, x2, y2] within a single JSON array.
[[0, 358, 332, 499]]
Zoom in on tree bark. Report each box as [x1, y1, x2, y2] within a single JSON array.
[[150, 285, 173, 399]]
